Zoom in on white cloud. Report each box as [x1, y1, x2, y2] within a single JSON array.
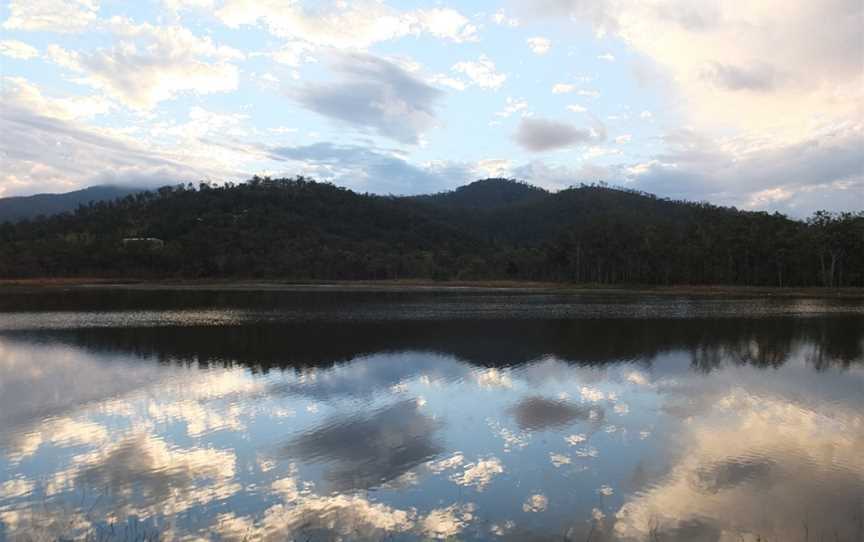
[[495, 97, 528, 118], [0, 40, 38, 59], [429, 73, 467, 91], [577, 89, 601, 98], [526, 36, 552, 55], [47, 18, 241, 109], [534, 0, 863, 142], [522, 494, 548, 512], [491, 10, 520, 27], [552, 83, 576, 94], [613, 390, 864, 541], [0, 78, 249, 197], [270, 41, 316, 67], [615, 134, 632, 144], [597, 52, 615, 62], [2, 77, 112, 121], [452, 55, 507, 90], [639, 110, 653, 120], [2, 0, 98, 33], [450, 457, 504, 490], [567, 104, 587, 113], [216, 1, 476, 48]]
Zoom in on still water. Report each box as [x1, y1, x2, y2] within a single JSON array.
[[0, 288, 862, 541]]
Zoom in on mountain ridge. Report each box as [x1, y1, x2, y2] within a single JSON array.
[[1, 177, 861, 286]]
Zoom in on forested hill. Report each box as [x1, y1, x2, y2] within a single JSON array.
[[1, 177, 862, 287]]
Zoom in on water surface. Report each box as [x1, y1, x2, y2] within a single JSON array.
[[0, 289, 862, 541]]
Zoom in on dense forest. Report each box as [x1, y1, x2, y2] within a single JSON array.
[[1, 177, 862, 286]]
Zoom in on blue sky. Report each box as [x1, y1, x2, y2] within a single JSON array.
[[1, 0, 862, 215]]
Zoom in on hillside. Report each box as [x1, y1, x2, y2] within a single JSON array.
[[1, 177, 861, 286], [0, 185, 144, 222]]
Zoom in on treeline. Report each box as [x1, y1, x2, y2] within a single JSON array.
[[1, 177, 862, 286]]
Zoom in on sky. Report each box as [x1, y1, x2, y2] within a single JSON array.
[[0, 0, 862, 216]]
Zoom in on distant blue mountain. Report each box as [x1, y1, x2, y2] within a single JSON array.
[[0, 185, 145, 222]]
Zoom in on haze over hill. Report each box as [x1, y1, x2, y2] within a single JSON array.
[[1, 177, 861, 287], [0, 185, 144, 222]]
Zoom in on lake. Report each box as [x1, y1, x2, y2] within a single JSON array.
[[0, 287, 862, 541]]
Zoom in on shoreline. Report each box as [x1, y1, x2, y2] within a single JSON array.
[[1, 278, 863, 298]]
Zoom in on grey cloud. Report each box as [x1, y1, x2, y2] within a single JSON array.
[[291, 53, 444, 145], [701, 62, 783, 92], [509, 396, 601, 431], [269, 142, 472, 194], [627, 126, 864, 215], [281, 400, 442, 491], [514, 117, 604, 152], [521, 0, 619, 32]]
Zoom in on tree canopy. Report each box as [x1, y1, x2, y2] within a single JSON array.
[[1, 177, 862, 286]]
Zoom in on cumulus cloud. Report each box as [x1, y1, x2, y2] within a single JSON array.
[[0, 40, 38, 59], [2, 0, 99, 33], [514, 117, 605, 152], [216, 1, 476, 48], [47, 18, 241, 109], [452, 55, 507, 90], [526, 36, 552, 55], [292, 52, 443, 144]]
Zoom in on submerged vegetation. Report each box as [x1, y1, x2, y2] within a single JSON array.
[[1, 177, 862, 286]]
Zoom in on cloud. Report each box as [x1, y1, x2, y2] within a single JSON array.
[[281, 400, 442, 491], [292, 52, 443, 144], [514, 117, 605, 152], [269, 142, 474, 194], [0, 78, 243, 197], [491, 10, 520, 27], [47, 18, 241, 109], [530, 0, 863, 138], [567, 104, 587, 113], [597, 52, 615, 62], [510, 160, 615, 190], [2, 77, 113, 122], [452, 55, 507, 90], [613, 390, 864, 541], [509, 396, 598, 430], [2, 0, 98, 33], [625, 123, 864, 215], [700, 62, 783, 92], [527, 36, 552, 55], [552, 83, 576, 94], [216, 1, 476, 48], [0, 40, 38, 59], [495, 97, 528, 118]]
